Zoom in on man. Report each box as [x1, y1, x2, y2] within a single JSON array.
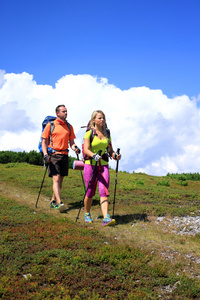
[[41, 104, 80, 211]]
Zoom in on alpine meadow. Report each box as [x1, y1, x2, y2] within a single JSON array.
[[2, 1, 200, 298], [1, 160, 200, 299]]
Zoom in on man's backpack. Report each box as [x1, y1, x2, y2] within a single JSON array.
[[38, 116, 71, 155], [81, 121, 111, 162]]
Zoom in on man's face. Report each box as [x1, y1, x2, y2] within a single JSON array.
[[57, 106, 67, 121]]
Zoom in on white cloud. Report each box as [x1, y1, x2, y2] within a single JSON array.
[[0, 101, 36, 132], [0, 69, 6, 88], [0, 70, 200, 176]]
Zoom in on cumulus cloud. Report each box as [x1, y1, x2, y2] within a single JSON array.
[[0, 69, 6, 88], [0, 101, 36, 132], [0, 70, 200, 176]]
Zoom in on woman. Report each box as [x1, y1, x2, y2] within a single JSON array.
[[83, 110, 121, 226]]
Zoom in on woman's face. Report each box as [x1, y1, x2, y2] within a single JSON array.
[[94, 113, 105, 127]]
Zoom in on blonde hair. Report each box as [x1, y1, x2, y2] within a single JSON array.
[[90, 110, 109, 141]]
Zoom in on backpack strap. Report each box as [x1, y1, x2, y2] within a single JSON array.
[[49, 121, 55, 145], [88, 129, 95, 164], [66, 121, 71, 136], [90, 128, 96, 144]]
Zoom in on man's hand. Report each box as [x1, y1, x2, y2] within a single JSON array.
[[44, 154, 50, 163], [74, 145, 81, 154]]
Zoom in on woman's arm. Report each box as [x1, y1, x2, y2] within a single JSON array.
[[84, 138, 95, 158]]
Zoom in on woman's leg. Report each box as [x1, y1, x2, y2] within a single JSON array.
[[83, 164, 97, 215], [98, 165, 115, 225], [98, 165, 109, 218], [84, 196, 93, 213], [100, 197, 109, 218]]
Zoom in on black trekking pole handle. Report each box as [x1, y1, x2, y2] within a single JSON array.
[[116, 148, 120, 172], [76, 150, 102, 222], [75, 145, 81, 154], [112, 148, 120, 219]]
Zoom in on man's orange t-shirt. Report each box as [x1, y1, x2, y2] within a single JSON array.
[[42, 118, 76, 154]]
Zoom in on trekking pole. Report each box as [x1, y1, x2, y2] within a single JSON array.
[[112, 148, 120, 219], [35, 163, 48, 208], [76, 150, 102, 222], [76, 152, 86, 192]]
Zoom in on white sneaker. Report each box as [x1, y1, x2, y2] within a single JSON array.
[[56, 202, 65, 212]]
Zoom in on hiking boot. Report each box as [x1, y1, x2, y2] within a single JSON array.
[[102, 214, 115, 226], [55, 202, 65, 212], [50, 200, 57, 208], [85, 212, 93, 223]]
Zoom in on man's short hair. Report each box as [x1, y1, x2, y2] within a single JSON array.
[[56, 105, 66, 113]]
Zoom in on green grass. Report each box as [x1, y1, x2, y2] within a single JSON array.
[[1, 163, 200, 299], [2, 162, 200, 217], [2, 197, 199, 300]]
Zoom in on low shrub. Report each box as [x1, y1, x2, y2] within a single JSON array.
[[157, 180, 170, 187], [0, 151, 76, 168]]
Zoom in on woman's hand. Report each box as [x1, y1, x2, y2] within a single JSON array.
[[112, 150, 121, 160], [93, 153, 102, 161]]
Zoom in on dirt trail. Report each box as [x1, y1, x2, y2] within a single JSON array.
[[1, 181, 75, 218], [0, 181, 103, 228]]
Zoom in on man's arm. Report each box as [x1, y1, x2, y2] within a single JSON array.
[[70, 139, 80, 154], [42, 138, 50, 162]]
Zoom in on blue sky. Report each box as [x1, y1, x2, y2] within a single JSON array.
[[1, 0, 200, 175], [1, 0, 200, 98]]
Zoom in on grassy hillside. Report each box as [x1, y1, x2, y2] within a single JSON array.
[[1, 163, 200, 299]]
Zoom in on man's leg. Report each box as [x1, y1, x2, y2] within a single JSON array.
[[52, 175, 64, 204]]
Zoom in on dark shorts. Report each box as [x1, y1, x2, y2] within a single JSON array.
[[48, 154, 69, 177]]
